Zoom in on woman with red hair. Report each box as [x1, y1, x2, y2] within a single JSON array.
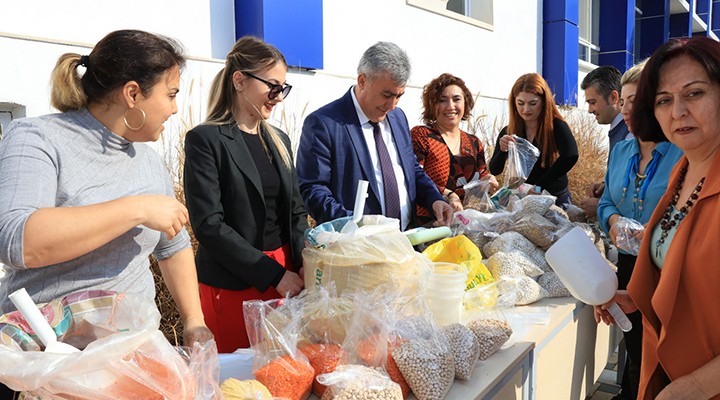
[[489, 73, 578, 207]]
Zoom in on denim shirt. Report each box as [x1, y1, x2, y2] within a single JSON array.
[[598, 139, 684, 239]]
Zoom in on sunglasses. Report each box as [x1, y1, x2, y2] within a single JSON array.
[[244, 72, 292, 100]]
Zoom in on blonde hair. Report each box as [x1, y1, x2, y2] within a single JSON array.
[[206, 36, 291, 169], [620, 59, 648, 86]]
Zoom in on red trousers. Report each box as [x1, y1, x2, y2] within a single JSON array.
[[199, 244, 291, 353]]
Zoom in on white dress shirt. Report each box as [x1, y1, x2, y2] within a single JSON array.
[[350, 86, 411, 229]]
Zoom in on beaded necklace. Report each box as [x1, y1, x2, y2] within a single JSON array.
[[619, 145, 661, 218], [655, 166, 705, 258]]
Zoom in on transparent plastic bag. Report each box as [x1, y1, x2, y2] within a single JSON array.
[[442, 323, 480, 380], [296, 283, 350, 397], [303, 216, 431, 297], [505, 136, 540, 189], [462, 178, 497, 213], [340, 287, 410, 398], [220, 378, 273, 400], [387, 292, 455, 400], [316, 364, 402, 400], [243, 298, 314, 400], [0, 290, 219, 399], [466, 311, 513, 361], [614, 216, 644, 256]]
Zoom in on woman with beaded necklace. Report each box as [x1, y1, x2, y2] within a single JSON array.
[[595, 60, 683, 400], [596, 36, 720, 399]]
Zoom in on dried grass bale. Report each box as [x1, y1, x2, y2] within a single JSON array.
[[467, 319, 513, 360], [538, 271, 571, 298]]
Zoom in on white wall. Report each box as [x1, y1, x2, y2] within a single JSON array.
[[0, 0, 554, 149]]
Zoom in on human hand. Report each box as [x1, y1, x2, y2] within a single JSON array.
[[579, 197, 599, 218], [432, 200, 455, 226], [594, 290, 637, 325], [182, 318, 214, 346], [586, 182, 605, 198], [608, 221, 620, 247], [137, 195, 189, 240], [634, 225, 646, 241], [498, 134, 516, 152], [276, 271, 304, 297], [447, 192, 463, 212], [656, 374, 709, 400], [485, 175, 500, 193]]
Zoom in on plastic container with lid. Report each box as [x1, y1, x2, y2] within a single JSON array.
[[423, 263, 467, 326]]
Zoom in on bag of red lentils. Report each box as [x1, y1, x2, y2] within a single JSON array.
[[243, 297, 314, 400]]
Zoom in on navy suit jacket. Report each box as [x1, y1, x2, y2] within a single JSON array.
[[608, 118, 630, 159], [296, 88, 443, 225]]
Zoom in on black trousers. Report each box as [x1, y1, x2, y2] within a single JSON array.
[[0, 383, 18, 400], [616, 253, 643, 399]]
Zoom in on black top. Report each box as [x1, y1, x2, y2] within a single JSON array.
[[241, 131, 286, 251], [183, 123, 308, 292], [489, 118, 578, 196]]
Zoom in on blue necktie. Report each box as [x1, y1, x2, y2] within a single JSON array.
[[369, 121, 401, 220]]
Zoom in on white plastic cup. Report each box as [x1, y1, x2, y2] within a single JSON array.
[[423, 263, 466, 325], [545, 227, 632, 332]]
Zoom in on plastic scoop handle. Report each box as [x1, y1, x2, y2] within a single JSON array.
[[9, 288, 58, 347], [607, 302, 632, 332], [8, 288, 80, 353], [352, 180, 369, 224]]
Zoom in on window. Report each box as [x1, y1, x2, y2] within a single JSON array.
[[407, 0, 494, 30], [0, 104, 26, 141], [578, 0, 600, 64]]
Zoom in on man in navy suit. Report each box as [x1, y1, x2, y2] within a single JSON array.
[[580, 65, 632, 218], [581, 65, 635, 400], [296, 42, 453, 229]]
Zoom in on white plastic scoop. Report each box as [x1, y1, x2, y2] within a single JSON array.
[[545, 227, 632, 332], [9, 288, 81, 353], [340, 180, 369, 234]]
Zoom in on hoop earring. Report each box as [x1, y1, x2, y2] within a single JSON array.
[[123, 107, 146, 131]]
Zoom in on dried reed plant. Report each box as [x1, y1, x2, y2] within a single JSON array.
[[560, 106, 607, 205], [152, 78, 203, 346], [467, 100, 607, 203]]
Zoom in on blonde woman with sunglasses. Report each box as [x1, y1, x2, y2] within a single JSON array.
[[183, 36, 307, 352]]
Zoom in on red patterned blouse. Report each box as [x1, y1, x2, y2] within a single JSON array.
[[411, 125, 489, 224]]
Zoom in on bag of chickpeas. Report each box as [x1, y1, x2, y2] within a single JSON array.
[[316, 364, 403, 400], [386, 291, 455, 400]]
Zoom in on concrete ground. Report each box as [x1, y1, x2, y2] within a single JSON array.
[[587, 349, 622, 399]]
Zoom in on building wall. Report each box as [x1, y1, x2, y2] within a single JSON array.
[[0, 0, 541, 146]]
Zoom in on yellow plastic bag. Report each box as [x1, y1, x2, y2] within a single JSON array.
[[422, 235, 494, 290]]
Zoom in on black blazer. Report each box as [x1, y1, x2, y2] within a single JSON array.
[[183, 123, 308, 292]]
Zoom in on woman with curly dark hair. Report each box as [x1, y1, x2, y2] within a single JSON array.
[[410, 73, 498, 225]]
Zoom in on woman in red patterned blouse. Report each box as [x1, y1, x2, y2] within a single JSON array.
[[411, 73, 498, 225]]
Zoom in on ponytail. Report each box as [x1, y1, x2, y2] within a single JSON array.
[[50, 54, 87, 112]]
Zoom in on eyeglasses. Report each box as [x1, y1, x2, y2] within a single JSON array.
[[244, 72, 292, 100]]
